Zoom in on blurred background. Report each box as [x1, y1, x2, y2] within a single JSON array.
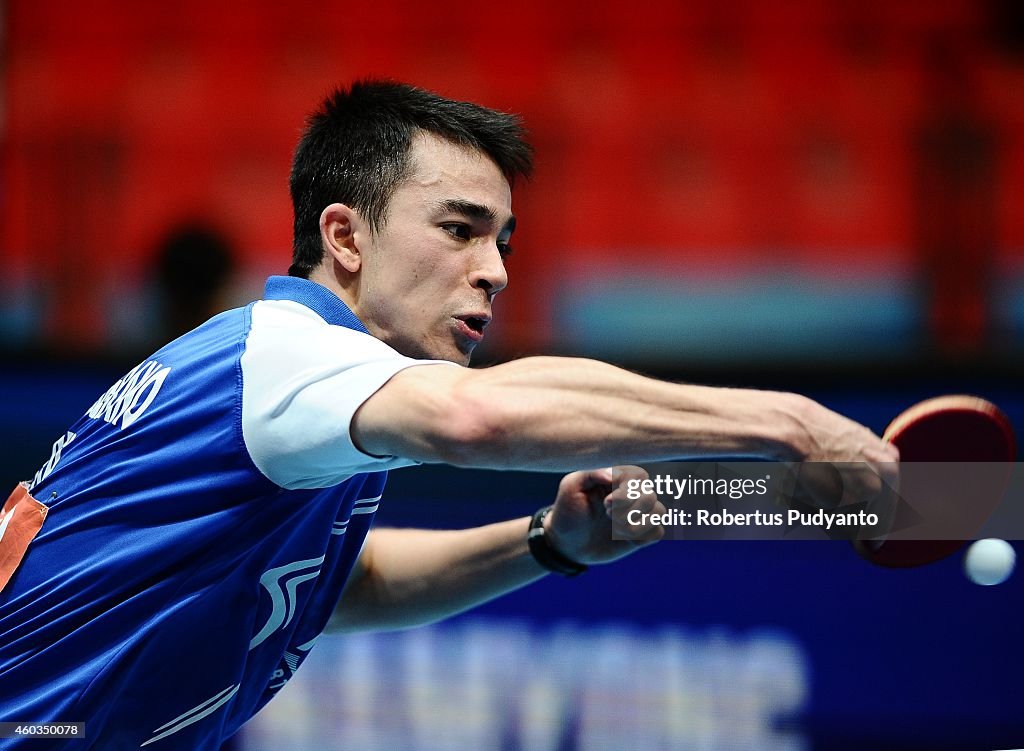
[[1, 0, 1022, 748]]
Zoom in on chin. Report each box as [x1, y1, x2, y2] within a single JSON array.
[[409, 342, 473, 366], [446, 350, 473, 367], [447, 345, 475, 367]]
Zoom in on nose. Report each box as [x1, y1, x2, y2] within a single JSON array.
[[470, 244, 508, 298]]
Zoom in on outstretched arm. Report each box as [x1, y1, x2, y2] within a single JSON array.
[[329, 467, 662, 633], [353, 356, 897, 475], [337, 356, 897, 632]]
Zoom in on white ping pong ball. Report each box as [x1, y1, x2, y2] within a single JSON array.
[[963, 539, 1016, 586]]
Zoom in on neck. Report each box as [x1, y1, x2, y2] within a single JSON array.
[[308, 264, 359, 312]]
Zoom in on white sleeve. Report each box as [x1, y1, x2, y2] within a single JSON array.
[[241, 299, 455, 489]]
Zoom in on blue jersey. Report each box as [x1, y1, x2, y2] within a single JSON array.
[[0, 277, 446, 749]]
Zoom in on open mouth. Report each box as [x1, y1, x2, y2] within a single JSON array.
[[463, 317, 487, 335], [454, 315, 490, 341]]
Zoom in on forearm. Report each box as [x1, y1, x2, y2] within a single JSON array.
[[328, 520, 546, 632], [355, 356, 813, 470]]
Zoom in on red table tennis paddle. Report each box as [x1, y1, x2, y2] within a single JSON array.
[[853, 395, 1016, 568]]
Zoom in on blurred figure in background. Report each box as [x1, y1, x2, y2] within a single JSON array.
[[153, 223, 237, 343]]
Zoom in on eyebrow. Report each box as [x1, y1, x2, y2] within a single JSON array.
[[434, 199, 516, 235]]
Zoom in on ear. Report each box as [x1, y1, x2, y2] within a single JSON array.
[[320, 203, 364, 274]]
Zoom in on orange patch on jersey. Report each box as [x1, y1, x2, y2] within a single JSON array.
[[0, 483, 48, 592]]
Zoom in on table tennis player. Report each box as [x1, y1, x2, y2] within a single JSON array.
[[0, 80, 897, 749]]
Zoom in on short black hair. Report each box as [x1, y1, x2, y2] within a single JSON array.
[[288, 80, 533, 278]]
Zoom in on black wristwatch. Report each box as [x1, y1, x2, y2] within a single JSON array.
[[527, 506, 588, 577]]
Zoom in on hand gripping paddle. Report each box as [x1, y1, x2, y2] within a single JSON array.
[[853, 395, 1016, 568]]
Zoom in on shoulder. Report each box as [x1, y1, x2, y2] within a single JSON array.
[[239, 299, 451, 489], [246, 298, 400, 362]]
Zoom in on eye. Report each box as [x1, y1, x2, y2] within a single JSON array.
[[441, 223, 471, 241], [497, 242, 514, 259]]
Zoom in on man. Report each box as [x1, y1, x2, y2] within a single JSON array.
[[0, 81, 897, 748]]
